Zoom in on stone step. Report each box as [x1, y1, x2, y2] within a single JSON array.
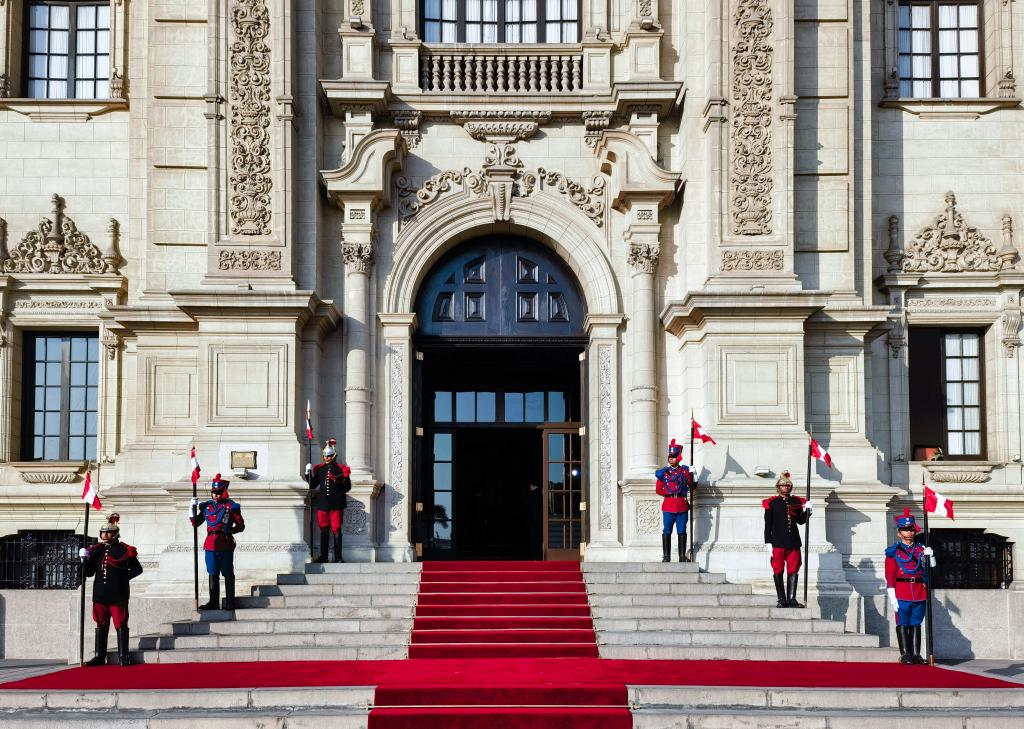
[[135, 630, 407, 650], [582, 572, 725, 584], [243, 592, 415, 607], [593, 617, 845, 633], [305, 563, 421, 574], [599, 644, 896, 662], [586, 583, 751, 595], [591, 605, 815, 620], [227, 605, 414, 620], [132, 644, 406, 663], [597, 630, 879, 648], [629, 684, 1024, 712], [419, 581, 587, 593], [165, 617, 412, 635], [255, 583, 419, 596], [589, 593, 777, 607], [633, 709, 1023, 728], [280, 573, 421, 585], [0, 710, 369, 728], [582, 562, 702, 573]]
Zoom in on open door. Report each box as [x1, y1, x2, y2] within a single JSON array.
[[543, 429, 583, 561]]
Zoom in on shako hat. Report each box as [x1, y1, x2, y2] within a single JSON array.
[[210, 473, 230, 494], [894, 507, 920, 532], [667, 439, 682, 458]]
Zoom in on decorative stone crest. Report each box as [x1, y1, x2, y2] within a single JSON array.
[[217, 249, 282, 271], [228, 0, 273, 236], [1, 195, 121, 274], [720, 248, 783, 272], [343, 500, 368, 535], [895, 193, 1017, 273], [730, 0, 774, 235]]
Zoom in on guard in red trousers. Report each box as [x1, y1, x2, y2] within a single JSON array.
[[189, 474, 245, 610], [306, 438, 352, 563], [885, 508, 934, 664], [79, 513, 143, 666], [763, 472, 813, 608], [655, 439, 694, 563]]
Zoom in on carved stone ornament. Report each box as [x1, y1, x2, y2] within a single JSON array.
[[0, 72, 10, 99], [906, 296, 997, 309], [228, 0, 273, 236], [1002, 309, 1022, 357], [110, 68, 127, 99], [896, 193, 1017, 273], [217, 249, 282, 271], [101, 332, 120, 360], [391, 110, 422, 149], [342, 239, 374, 273], [537, 168, 605, 226], [635, 500, 660, 535], [730, 0, 774, 236], [1, 195, 121, 274], [887, 316, 906, 359], [388, 347, 406, 532], [583, 110, 613, 148], [343, 499, 368, 535], [598, 345, 614, 531], [720, 248, 783, 272], [628, 241, 660, 274]]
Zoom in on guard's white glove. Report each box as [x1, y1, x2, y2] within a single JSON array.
[[305, 463, 311, 475], [78, 547, 89, 559], [189, 497, 201, 517], [887, 587, 898, 613], [804, 500, 814, 512], [923, 546, 936, 567]]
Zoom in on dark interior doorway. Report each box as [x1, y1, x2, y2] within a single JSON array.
[[455, 428, 543, 560]]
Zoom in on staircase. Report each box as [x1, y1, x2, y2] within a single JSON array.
[[586, 562, 895, 661]]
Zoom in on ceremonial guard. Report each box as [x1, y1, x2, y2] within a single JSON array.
[[190, 474, 245, 610], [885, 508, 933, 664], [79, 513, 143, 666], [655, 439, 694, 563], [763, 472, 813, 608], [306, 438, 352, 563]]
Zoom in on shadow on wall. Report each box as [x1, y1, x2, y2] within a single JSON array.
[[817, 495, 877, 637]]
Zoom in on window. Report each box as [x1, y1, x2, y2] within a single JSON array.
[[422, 0, 579, 44], [926, 529, 1013, 588], [26, 1, 110, 99], [22, 333, 99, 461], [898, 2, 981, 98], [0, 530, 95, 589], [908, 328, 985, 460]]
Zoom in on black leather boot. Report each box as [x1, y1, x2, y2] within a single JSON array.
[[910, 625, 926, 664], [315, 532, 329, 563], [661, 534, 671, 563], [85, 624, 109, 666], [116, 626, 132, 666], [333, 532, 344, 563], [773, 574, 787, 608], [786, 573, 805, 608], [678, 536, 688, 563], [199, 575, 219, 610], [896, 625, 912, 663], [222, 575, 236, 611]]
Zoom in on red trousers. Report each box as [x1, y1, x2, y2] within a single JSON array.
[[317, 509, 343, 534], [92, 602, 129, 628], [770, 547, 801, 575]]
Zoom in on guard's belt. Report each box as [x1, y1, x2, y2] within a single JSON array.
[[895, 577, 923, 583]]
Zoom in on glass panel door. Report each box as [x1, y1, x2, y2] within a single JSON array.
[[543, 428, 582, 561]]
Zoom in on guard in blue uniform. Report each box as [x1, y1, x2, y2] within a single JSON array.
[[885, 508, 934, 664], [655, 439, 694, 563], [190, 474, 245, 610]]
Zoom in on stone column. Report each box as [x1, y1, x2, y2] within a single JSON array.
[[377, 313, 416, 562], [341, 207, 375, 479]]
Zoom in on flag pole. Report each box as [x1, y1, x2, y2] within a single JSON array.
[[688, 411, 696, 562], [191, 443, 199, 612], [78, 463, 93, 667], [922, 475, 936, 666], [803, 430, 812, 605], [306, 404, 315, 561]]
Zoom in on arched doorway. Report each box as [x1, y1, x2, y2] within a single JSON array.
[[412, 236, 587, 560]]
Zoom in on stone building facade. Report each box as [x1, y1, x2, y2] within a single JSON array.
[[0, 0, 1021, 642]]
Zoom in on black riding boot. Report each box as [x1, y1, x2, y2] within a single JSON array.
[[773, 574, 787, 608], [222, 575, 236, 611], [896, 625, 912, 663], [786, 573, 805, 608], [116, 626, 132, 666], [678, 536, 688, 563], [85, 624, 109, 666], [199, 575, 219, 610], [315, 532, 329, 563], [910, 625, 926, 664], [333, 532, 344, 563], [661, 534, 671, 563]]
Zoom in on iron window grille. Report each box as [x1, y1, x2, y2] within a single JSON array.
[[0, 530, 96, 589], [25, 1, 111, 99], [926, 528, 1014, 589], [422, 0, 580, 44]]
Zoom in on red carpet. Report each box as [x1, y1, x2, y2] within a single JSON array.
[[409, 561, 598, 660]]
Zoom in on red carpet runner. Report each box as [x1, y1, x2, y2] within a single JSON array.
[[372, 560, 623, 727]]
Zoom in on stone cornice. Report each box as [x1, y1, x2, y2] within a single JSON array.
[[660, 291, 830, 337], [595, 130, 682, 211]]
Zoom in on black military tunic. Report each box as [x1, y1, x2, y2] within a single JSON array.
[[310, 461, 352, 512], [83, 540, 144, 605], [762, 494, 809, 549]]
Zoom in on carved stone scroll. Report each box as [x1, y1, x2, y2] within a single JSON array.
[[897, 193, 1017, 273], [721, 248, 783, 272], [228, 0, 273, 236], [217, 249, 282, 271], [730, 0, 774, 236], [598, 345, 614, 531], [1, 195, 119, 275]]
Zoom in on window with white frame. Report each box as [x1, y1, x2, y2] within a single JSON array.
[[26, 1, 110, 99], [898, 1, 981, 98], [422, 0, 580, 44]]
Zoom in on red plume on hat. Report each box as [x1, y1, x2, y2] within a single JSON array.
[[210, 473, 230, 494], [667, 438, 683, 457], [894, 507, 920, 532]]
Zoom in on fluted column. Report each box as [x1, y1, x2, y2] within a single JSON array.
[[625, 222, 662, 478], [341, 213, 375, 479]]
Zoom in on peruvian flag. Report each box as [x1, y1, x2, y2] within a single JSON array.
[[81, 470, 102, 511], [190, 446, 201, 486], [810, 438, 834, 469], [924, 485, 955, 520], [305, 400, 314, 441], [692, 419, 716, 445]]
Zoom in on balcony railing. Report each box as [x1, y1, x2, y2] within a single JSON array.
[[419, 45, 584, 94]]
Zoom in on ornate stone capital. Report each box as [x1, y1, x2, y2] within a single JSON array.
[[342, 238, 375, 273], [1, 195, 120, 275], [627, 240, 660, 274]]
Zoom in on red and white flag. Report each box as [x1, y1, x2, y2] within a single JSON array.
[[810, 438, 834, 469], [81, 470, 102, 511], [692, 419, 716, 445], [305, 400, 314, 441], [924, 485, 955, 520], [190, 446, 201, 486]]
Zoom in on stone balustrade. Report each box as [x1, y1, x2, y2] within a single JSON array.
[[419, 46, 583, 93]]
